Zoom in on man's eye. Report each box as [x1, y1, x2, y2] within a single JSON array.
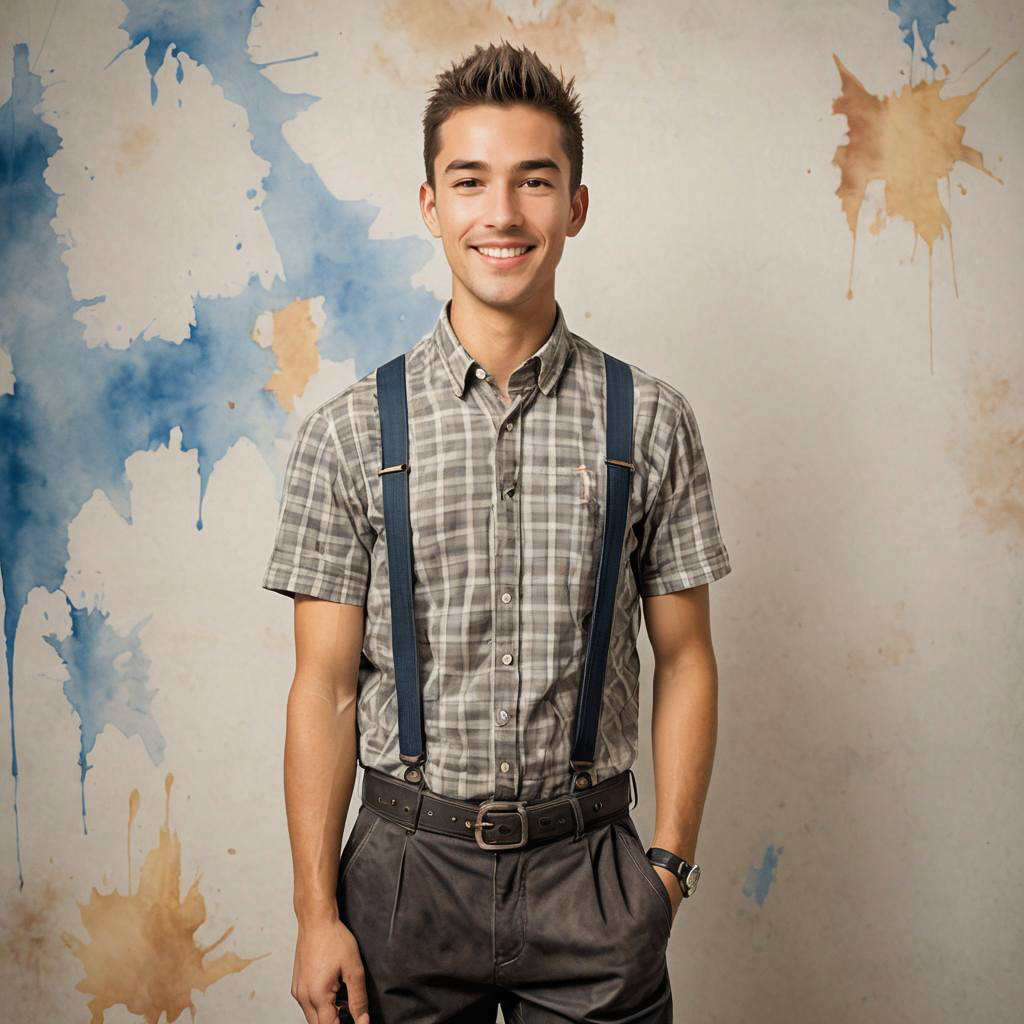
[[453, 178, 550, 189]]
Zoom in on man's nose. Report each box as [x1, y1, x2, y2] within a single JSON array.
[[483, 184, 524, 227]]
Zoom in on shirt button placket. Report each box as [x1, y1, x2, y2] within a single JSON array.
[[494, 399, 521, 798]]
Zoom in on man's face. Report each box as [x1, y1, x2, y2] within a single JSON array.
[[421, 103, 587, 312]]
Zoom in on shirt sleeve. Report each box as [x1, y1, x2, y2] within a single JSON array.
[[261, 408, 373, 606], [638, 395, 732, 596]]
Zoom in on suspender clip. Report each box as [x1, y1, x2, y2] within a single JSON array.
[[401, 752, 425, 780], [569, 761, 593, 794]]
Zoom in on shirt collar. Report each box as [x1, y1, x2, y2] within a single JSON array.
[[432, 299, 575, 400]]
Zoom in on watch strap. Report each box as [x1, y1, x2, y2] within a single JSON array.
[[646, 846, 699, 897]]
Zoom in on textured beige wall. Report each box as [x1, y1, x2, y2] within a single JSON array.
[[0, 1, 1020, 1021]]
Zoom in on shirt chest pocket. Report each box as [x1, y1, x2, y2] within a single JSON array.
[[554, 462, 604, 631]]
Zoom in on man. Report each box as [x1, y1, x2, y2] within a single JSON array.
[[262, 40, 731, 1024]]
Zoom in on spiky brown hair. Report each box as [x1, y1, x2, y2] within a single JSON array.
[[422, 39, 584, 198]]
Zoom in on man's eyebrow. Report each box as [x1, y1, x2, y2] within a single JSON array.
[[443, 158, 562, 176]]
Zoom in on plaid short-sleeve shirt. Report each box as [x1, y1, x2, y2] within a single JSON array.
[[262, 299, 731, 802]]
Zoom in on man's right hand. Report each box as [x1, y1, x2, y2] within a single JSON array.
[[292, 917, 371, 1024]]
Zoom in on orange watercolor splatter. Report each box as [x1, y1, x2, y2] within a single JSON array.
[[255, 297, 323, 411], [378, 0, 616, 81], [830, 50, 1017, 373], [61, 773, 268, 1024], [0, 874, 71, 1012], [946, 354, 1024, 543]]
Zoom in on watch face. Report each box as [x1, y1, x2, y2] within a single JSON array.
[[685, 864, 701, 891]]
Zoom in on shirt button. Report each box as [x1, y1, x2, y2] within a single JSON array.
[[505, 421, 514, 431], [501, 592, 512, 604], [501, 653, 513, 665], [475, 366, 487, 379], [495, 708, 509, 725], [500, 760, 511, 773]]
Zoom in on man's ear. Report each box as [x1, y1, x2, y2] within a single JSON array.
[[420, 181, 441, 240], [567, 183, 589, 239]]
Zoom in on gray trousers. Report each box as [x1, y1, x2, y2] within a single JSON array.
[[336, 789, 674, 1023]]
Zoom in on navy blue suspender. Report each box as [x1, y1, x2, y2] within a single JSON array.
[[376, 355, 424, 776], [375, 350, 635, 794], [571, 353, 635, 791]]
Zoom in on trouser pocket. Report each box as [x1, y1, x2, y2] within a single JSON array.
[[338, 805, 380, 890], [615, 815, 674, 932]]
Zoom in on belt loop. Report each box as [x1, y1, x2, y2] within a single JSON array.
[[568, 793, 586, 842], [627, 768, 638, 810], [404, 773, 427, 835]]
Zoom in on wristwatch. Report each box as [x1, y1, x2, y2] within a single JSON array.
[[646, 846, 701, 897]]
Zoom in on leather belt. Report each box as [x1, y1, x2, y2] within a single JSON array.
[[361, 766, 637, 851]]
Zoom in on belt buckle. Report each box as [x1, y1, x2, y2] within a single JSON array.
[[473, 799, 529, 850]]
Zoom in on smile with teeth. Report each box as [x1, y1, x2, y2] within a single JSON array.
[[473, 245, 534, 259]]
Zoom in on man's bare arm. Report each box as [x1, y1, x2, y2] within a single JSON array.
[[286, 593, 370, 1024], [287, 594, 364, 923], [642, 584, 720, 912]]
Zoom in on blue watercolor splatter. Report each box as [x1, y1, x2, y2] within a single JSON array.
[[743, 844, 783, 906], [43, 605, 163, 830], [1, 0, 440, 886], [888, 0, 956, 72]]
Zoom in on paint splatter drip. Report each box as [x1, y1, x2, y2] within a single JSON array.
[[743, 844, 783, 907], [888, 0, 956, 73], [61, 773, 267, 1023], [830, 47, 1017, 371], [43, 604, 164, 831]]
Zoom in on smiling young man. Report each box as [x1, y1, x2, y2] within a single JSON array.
[[262, 40, 731, 1024]]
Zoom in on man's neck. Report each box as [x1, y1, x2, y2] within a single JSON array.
[[448, 290, 558, 394]]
